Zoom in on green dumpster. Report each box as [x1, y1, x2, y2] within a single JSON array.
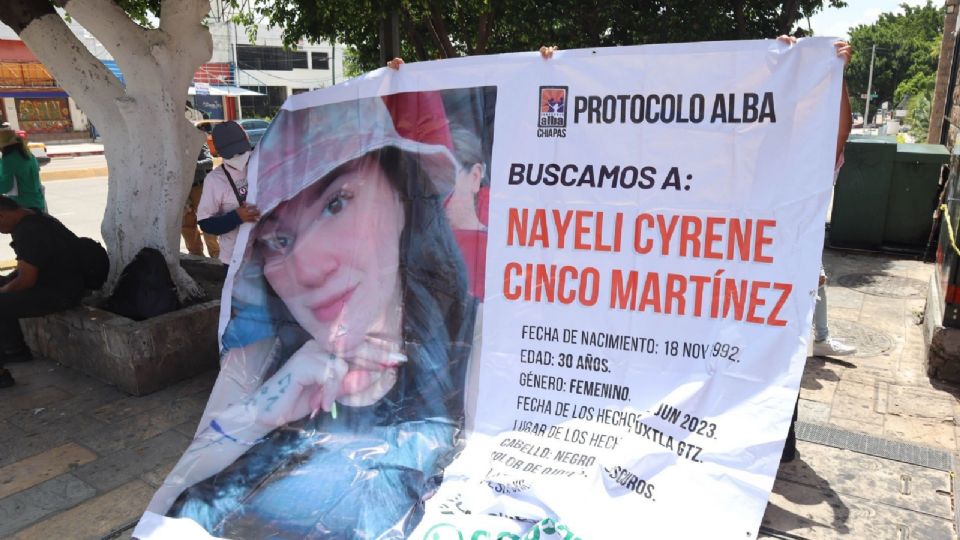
[[829, 135, 897, 249], [882, 143, 949, 251]]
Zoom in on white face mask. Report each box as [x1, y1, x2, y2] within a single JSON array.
[[224, 151, 250, 172]]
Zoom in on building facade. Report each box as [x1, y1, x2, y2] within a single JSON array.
[[0, 25, 91, 140], [193, 1, 344, 120], [0, 4, 345, 138]]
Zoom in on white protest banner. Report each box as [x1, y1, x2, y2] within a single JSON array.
[[135, 38, 842, 540]]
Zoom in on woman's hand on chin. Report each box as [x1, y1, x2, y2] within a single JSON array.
[[253, 340, 349, 428]]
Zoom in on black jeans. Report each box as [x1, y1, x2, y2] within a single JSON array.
[[0, 275, 81, 365]]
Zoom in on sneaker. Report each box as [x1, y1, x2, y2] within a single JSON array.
[[812, 338, 856, 357], [0, 370, 14, 388]]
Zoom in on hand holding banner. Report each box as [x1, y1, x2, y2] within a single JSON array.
[[136, 38, 844, 539]]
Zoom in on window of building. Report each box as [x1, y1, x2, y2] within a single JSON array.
[[311, 52, 330, 70], [240, 86, 287, 118], [237, 45, 307, 71]]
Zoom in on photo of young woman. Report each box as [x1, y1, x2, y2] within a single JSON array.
[[140, 89, 494, 539]]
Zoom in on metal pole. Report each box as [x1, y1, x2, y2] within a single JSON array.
[[331, 45, 336, 86], [232, 20, 242, 120], [864, 43, 876, 132]]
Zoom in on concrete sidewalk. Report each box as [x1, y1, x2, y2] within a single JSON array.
[[761, 251, 958, 539], [0, 249, 957, 539], [44, 143, 104, 158]]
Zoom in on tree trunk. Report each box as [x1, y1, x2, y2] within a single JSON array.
[[400, 9, 430, 62], [733, 0, 748, 39], [779, 0, 802, 36], [426, 0, 458, 59], [5, 0, 213, 299], [475, 9, 492, 55]]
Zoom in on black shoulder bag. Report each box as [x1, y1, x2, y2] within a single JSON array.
[[222, 166, 246, 205]]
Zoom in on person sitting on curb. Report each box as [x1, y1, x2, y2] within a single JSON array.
[[0, 196, 86, 388], [197, 122, 260, 269], [0, 128, 45, 212]]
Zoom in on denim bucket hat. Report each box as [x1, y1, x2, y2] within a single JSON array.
[[254, 93, 458, 216]]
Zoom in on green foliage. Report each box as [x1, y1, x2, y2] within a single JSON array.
[[240, 0, 847, 73], [341, 47, 366, 79], [895, 70, 936, 104], [847, 1, 942, 122], [112, 0, 160, 27], [907, 93, 932, 139]]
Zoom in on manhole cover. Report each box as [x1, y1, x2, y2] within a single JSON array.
[[835, 273, 926, 298], [828, 319, 894, 357]]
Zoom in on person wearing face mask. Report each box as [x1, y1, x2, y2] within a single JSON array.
[[197, 121, 261, 267]]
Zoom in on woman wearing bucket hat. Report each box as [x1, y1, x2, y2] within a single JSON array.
[[0, 128, 44, 212], [146, 92, 476, 538]]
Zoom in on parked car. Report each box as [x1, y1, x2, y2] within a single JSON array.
[[193, 119, 224, 156], [236, 118, 270, 147]]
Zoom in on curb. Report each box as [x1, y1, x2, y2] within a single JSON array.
[[46, 150, 105, 158], [40, 167, 109, 182]]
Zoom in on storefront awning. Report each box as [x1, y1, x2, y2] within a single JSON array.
[[0, 88, 68, 99], [0, 40, 40, 63], [188, 85, 263, 96]]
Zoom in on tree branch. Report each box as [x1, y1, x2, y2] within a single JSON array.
[[779, 0, 802, 35], [59, 0, 150, 59], [426, 0, 458, 58], [475, 6, 492, 55], [400, 9, 429, 62], [14, 8, 124, 125], [159, 0, 210, 40], [0, 0, 56, 33], [733, 0, 747, 39]]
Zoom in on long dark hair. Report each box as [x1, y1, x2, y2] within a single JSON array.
[[262, 145, 473, 420], [169, 146, 475, 533]]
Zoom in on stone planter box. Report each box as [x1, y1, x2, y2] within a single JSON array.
[[20, 256, 225, 396]]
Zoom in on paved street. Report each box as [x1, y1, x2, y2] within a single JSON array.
[[41, 155, 108, 181]]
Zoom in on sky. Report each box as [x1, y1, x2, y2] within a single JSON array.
[[808, 0, 935, 39]]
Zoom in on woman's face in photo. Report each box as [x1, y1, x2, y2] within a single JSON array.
[[258, 155, 405, 360]]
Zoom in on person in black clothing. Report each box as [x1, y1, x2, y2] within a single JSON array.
[[0, 196, 85, 388]]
